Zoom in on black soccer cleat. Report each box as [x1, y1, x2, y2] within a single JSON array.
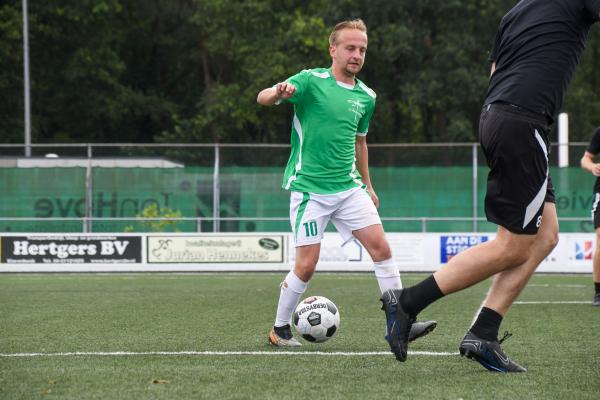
[[459, 331, 526, 372], [380, 289, 413, 362], [408, 320, 438, 343], [385, 320, 438, 346], [268, 325, 301, 347], [593, 293, 600, 307]]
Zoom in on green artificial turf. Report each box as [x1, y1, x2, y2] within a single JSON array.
[[1, 273, 598, 399]]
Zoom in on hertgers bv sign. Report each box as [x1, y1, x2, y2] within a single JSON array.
[[0, 235, 142, 264], [147, 235, 284, 263]]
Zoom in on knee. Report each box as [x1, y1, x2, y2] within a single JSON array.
[[539, 227, 559, 255], [545, 231, 559, 252], [369, 242, 392, 262], [293, 268, 313, 282], [294, 261, 316, 282]]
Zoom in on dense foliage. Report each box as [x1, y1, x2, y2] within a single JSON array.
[[1, 0, 599, 144]]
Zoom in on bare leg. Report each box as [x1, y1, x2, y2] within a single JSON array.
[[293, 243, 321, 281], [592, 227, 600, 306], [455, 204, 558, 371], [433, 226, 538, 295], [354, 224, 399, 291], [594, 227, 600, 284], [483, 203, 559, 315], [352, 224, 392, 261]]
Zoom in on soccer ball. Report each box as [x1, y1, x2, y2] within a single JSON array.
[[293, 296, 340, 343]]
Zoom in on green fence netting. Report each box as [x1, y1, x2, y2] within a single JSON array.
[[0, 166, 595, 233]]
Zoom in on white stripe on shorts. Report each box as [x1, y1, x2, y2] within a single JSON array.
[[522, 129, 548, 229], [592, 193, 600, 219]]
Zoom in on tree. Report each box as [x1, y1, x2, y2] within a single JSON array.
[[563, 27, 600, 141], [1, 0, 599, 146], [0, 1, 25, 143]]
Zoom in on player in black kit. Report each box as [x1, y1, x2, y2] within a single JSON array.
[[380, 0, 600, 372], [580, 126, 600, 307]]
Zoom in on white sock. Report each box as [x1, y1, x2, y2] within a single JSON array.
[[274, 271, 308, 327], [374, 258, 402, 293]]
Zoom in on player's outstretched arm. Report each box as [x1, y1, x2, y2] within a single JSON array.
[[257, 82, 296, 106]]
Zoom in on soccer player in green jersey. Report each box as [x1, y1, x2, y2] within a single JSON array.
[[257, 19, 436, 346]]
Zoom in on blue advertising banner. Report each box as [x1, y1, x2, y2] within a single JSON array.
[[440, 235, 489, 263]]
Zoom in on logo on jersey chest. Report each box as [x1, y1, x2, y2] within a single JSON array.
[[347, 99, 365, 122]]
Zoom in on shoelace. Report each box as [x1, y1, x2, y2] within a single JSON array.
[[498, 331, 513, 344]]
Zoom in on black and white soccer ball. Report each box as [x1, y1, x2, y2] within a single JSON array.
[[293, 296, 340, 343]]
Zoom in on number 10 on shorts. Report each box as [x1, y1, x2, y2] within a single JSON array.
[[303, 220, 318, 237]]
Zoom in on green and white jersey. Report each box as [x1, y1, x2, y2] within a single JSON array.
[[279, 68, 376, 194]]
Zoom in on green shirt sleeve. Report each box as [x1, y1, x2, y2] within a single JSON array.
[[357, 98, 375, 136]]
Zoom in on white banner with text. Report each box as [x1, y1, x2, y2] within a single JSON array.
[[0, 232, 593, 273]]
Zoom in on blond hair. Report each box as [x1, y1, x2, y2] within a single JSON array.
[[328, 19, 367, 46]]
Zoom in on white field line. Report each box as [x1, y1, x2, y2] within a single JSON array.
[[514, 301, 589, 304], [527, 284, 586, 288], [0, 350, 458, 358]]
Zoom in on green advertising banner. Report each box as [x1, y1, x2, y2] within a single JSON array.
[[0, 166, 594, 233]]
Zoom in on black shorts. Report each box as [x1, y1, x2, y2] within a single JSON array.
[[592, 193, 600, 229], [479, 102, 555, 235]]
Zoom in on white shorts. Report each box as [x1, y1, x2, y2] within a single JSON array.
[[290, 187, 382, 247]]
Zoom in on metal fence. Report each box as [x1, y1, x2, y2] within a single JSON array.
[[0, 142, 593, 233]]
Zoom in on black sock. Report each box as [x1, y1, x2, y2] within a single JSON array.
[[400, 275, 444, 317], [595, 282, 600, 294], [470, 307, 503, 342]]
